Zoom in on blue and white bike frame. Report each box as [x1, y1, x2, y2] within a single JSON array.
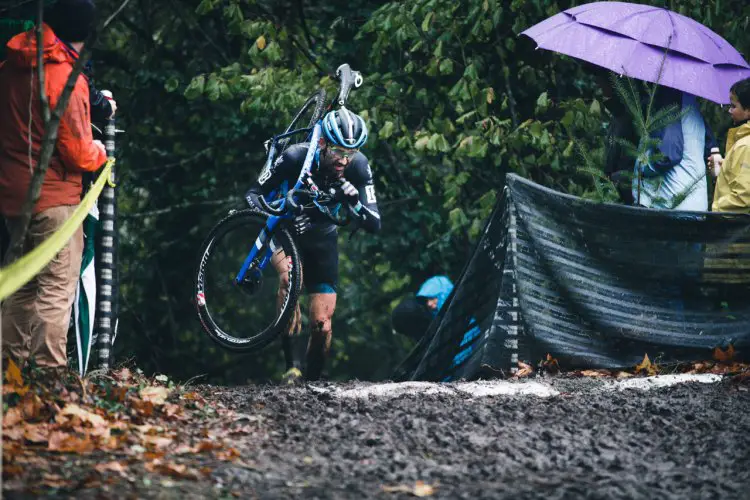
[[234, 122, 323, 285]]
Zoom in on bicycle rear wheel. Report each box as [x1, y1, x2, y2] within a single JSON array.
[[278, 89, 327, 152], [195, 209, 302, 352]]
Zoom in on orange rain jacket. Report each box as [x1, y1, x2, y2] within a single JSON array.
[[0, 25, 106, 216]]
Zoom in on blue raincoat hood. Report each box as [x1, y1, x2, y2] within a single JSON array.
[[416, 276, 454, 314]]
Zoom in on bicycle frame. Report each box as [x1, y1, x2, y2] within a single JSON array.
[[234, 122, 323, 285]]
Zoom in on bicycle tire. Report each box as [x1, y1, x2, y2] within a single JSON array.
[[278, 89, 327, 152], [195, 209, 303, 352]]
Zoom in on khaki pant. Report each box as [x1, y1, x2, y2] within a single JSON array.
[[2, 206, 83, 368]]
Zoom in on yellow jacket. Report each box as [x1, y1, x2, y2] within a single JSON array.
[[712, 122, 750, 212]]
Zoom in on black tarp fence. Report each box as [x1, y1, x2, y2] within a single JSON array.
[[395, 174, 750, 382]]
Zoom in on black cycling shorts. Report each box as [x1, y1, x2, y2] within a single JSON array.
[[297, 229, 338, 294]]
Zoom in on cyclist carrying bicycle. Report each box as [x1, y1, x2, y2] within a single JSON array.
[[245, 107, 381, 381]]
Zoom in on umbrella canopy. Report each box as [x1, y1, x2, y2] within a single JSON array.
[[521, 1, 750, 104]]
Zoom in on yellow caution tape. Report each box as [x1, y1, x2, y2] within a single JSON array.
[[106, 167, 117, 188], [0, 159, 115, 302]]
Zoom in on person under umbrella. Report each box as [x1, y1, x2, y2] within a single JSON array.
[[521, 1, 749, 211]]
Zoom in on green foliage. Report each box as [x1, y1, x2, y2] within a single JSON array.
[[90, 0, 750, 383]]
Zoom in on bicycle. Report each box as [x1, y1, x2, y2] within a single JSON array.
[[194, 64, 365, 352]]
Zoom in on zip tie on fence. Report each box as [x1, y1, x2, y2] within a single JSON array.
[[0, 158, 115, 302]]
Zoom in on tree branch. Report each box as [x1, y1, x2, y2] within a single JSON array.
[[122, 197, 239, 218], [167, 0, 230, 65], [102, 0, 133, 29], [133, 147, 215, 173], [36, 0, 49, 124], [296, 0, 316, 52], [289, 35, 327, 77]]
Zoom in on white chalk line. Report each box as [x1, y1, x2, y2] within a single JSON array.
[[310, 374, 723, 399]]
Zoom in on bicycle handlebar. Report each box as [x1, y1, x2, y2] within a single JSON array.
[[286, 186, 365, 227], [334, 63, 363, 107], [258, 195, 286, 216]]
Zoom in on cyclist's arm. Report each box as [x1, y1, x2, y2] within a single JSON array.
[[245, 148, 300, 209], [346, 156, 381, 233]]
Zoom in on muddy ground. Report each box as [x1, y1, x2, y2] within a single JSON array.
[[4, 378, 750, 499]]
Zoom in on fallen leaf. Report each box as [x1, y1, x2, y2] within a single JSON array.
[[146, 460, 200, 480], [110, 386, 128, 402], [60, 403, 108, 428], [413, 482, 436, 497], [99, 435, 122, 451], [3, 383, 30, 397], [142, 435, 173, 449], [195, 440, 223, 453], [541, 353, 560, 374], [160, 462, 200, 480], [95, 461, 128, 476], [634, 354, 659, 376], [144, 451, 166, 460], [139, 386, 170, 405], [216, 447, 241, 461], [3, 407, 23, 427], [48, 431, 95, 453], [133, 424, 161, 435], [23, 423, 50, 443], [21, 392, 44, 421], [615, 371, 634, 379], [713, 345, 736, 363], [515, 361, 534, 378], [181, 391, 204, 402], [578, 369, 609, 378], [144, 459, 161, 472], [5, 358, 23, 386], [131, 398, 155, 417], [162, 403, 183, 419], [173, 444, 194, 455], [42, 473, 71, 488], [382, 481, 436, 497], [4, 426, 25, 441]]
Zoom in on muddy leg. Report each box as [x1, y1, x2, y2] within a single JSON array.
[[305, 293, 336, 380], [271, 250, 302, 370]]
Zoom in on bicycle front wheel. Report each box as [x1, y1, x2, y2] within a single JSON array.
[[195, 209, 302, 352]]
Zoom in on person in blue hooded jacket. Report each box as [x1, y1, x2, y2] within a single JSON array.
[[391, 276, 454, 340], [633, 87, 717, 210]]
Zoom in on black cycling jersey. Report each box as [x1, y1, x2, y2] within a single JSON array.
[[245, 143, 381, 236]]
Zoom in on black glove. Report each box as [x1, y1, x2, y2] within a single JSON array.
[[335, 180, 359, 205], [294, 213, 312, 236]]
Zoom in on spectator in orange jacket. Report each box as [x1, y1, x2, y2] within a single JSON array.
[[0, 0, 107, 369]]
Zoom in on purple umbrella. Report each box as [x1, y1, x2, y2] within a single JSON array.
[[521, 1, 750, 104]]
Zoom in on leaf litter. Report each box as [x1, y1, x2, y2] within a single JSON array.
[[2, 360, 256, 495]]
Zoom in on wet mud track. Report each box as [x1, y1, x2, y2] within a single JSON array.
[[206, 379, 750, 499]]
